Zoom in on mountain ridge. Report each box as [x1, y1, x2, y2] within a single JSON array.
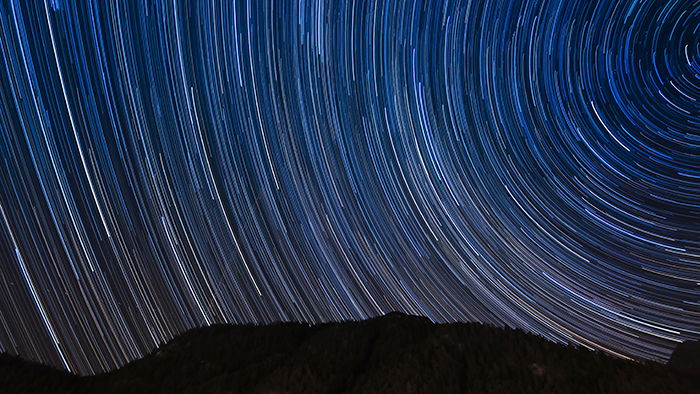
[[1, 312, 698, 393]]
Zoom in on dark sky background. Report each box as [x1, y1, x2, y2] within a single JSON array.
[[0, 0, 698, 375]]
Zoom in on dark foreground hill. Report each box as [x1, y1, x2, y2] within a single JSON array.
[[1, 313, 698, 394]]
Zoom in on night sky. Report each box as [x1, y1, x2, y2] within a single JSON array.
[[0, 0, 698, 375]]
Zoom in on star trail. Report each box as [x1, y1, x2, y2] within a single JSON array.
[[0, 0, 698, 375]]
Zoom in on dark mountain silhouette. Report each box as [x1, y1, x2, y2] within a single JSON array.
[[670, 340, 700, 378], [1, 313, 698, 393]]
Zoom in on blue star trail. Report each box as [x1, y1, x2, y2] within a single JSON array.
[[0, 0, 698, 375]]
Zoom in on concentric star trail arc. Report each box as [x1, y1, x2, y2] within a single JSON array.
[[0, 0, 698, 375]]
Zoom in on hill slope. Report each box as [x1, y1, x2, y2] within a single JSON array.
[[1, 313, 697, 393]]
